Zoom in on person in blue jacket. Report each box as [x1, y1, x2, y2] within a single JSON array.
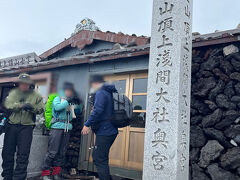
[[41, 82, 82, 180], [82, 75, 118, 180]]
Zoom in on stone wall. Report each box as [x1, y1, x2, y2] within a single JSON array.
[[62, 43, 240, 179], [190, 44, 240, 180], [65, 117, 83, 171]]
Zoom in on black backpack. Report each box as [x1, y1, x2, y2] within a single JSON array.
[[111, 93, 133, 128]]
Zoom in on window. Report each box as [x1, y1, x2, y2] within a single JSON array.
[[130, 77, 148, 128]]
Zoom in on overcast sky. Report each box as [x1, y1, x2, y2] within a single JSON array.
[[0, 0, 239, 58]]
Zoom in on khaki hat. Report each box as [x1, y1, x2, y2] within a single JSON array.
[[17, 73, 34, 85]]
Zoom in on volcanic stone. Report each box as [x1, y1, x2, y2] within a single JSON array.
[[231, 96, 240, 102], [216, 94, 236, 110], [230, 72, 240, 81], [231, 58, 240, 71], [220, 59, 233, 75], [204, 100, 217, 110], [191, 108, 198, 116], [190, 126, 207, 148], [202, 109, 222, 128], [207, 163, 239, 180], [235, 83, 240, 95], [215, 110, 239, 130], [191, 164, 211, 180], [191, 99, 211, 115], [193, 77, 216, 97], [201, 55, 220, 71], [213, 68, 229, 82], [237, 167, 240, 177], [191, 115, 203, 125], [220, 147, 240, 170], [204, 128, 232, 148], [192, 63, 200, 74], [190, 148, 200, 163], [223, 44, 239, 56], [224, 81, 235, 98], [208, 80, 225, 100], [196, 71, 214, 78], [199, 140, 224, 168]]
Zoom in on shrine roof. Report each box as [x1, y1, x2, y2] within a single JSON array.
[[40, 30, 150, 59], [1, 28, 240, 75]]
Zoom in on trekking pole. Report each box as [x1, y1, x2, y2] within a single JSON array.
[[86, 130, 94, 176], [67, 111, 70, 133], [65, 111, 70, 134]]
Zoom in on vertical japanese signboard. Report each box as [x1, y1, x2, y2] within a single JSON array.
[[143, 0, 192, 179]]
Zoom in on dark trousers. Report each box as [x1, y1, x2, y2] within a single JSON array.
[[42, 129, 70, 170], [2, 124, 34, 180], [92, 134, 117, 180]]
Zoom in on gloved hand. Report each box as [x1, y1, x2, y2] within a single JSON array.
[[71, 96, 81, 105], [22, 103, 34, 111], [66, 97, 73, 104]]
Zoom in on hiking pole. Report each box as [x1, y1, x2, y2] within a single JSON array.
[[86, 130, 94, 176], [65, 111, 70, 134], [67, 111, 70, 133]]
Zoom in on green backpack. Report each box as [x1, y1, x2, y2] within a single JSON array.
[[45, 93, 59, 130]]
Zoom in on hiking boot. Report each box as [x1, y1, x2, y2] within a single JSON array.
[[53, 175, 62, 180], [41, 176, 53, 180]]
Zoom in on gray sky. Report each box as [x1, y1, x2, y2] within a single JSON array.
[[0, 0, 239, 58]]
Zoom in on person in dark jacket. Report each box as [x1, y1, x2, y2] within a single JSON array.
[[82, 75, 118, 180]]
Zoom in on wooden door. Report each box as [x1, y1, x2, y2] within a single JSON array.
[[104, 74, 130, 167], [105, 73, 148, 171]]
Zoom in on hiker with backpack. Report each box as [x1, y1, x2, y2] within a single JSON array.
[[2, 73, 44, 180], [41, 82, 82, 180], [82, 75, 119, 180]]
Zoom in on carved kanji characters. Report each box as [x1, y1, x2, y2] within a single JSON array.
[[182, 90, 188, 107], [181, 109, 188, 125], [156, 88, 170, 103], [152, 128, 168, 148], [152, 107, 169, 123], [156, 50, 172, 67], [184, 22, 190, 36], [180, 130, 187, 150], [152, 151, 168, 170], [185, 5, 191, 18], [183, 72, 189, 86], [183, 37, 190, 52], [156, 70, 170, 85], [180, 154, 187, 171], [158, 17, 174, 33], [159, 2, 174, 15], [158, 35, 173, 49], [183, 54, 190, 72]]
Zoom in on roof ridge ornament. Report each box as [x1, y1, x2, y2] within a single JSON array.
[[72, 18, 100, 36]]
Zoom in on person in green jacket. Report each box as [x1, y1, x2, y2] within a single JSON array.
[[41, 82, 82, 180], [2, 73, 44, 180]]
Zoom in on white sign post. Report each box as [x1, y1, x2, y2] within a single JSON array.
[[143, 0, 193, 179]]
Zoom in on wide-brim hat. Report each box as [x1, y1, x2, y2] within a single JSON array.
[[17, 73, 34, 85]]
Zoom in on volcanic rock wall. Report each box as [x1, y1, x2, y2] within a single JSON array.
[[62, 43, 240, 180], [190, 44, 240, 180], [65, 118, 83, 171]]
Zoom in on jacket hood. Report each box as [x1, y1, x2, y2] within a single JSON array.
[[102, 83, 118, 93]]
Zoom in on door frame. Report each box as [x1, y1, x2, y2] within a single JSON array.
[[105, 73, 147, 170]]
